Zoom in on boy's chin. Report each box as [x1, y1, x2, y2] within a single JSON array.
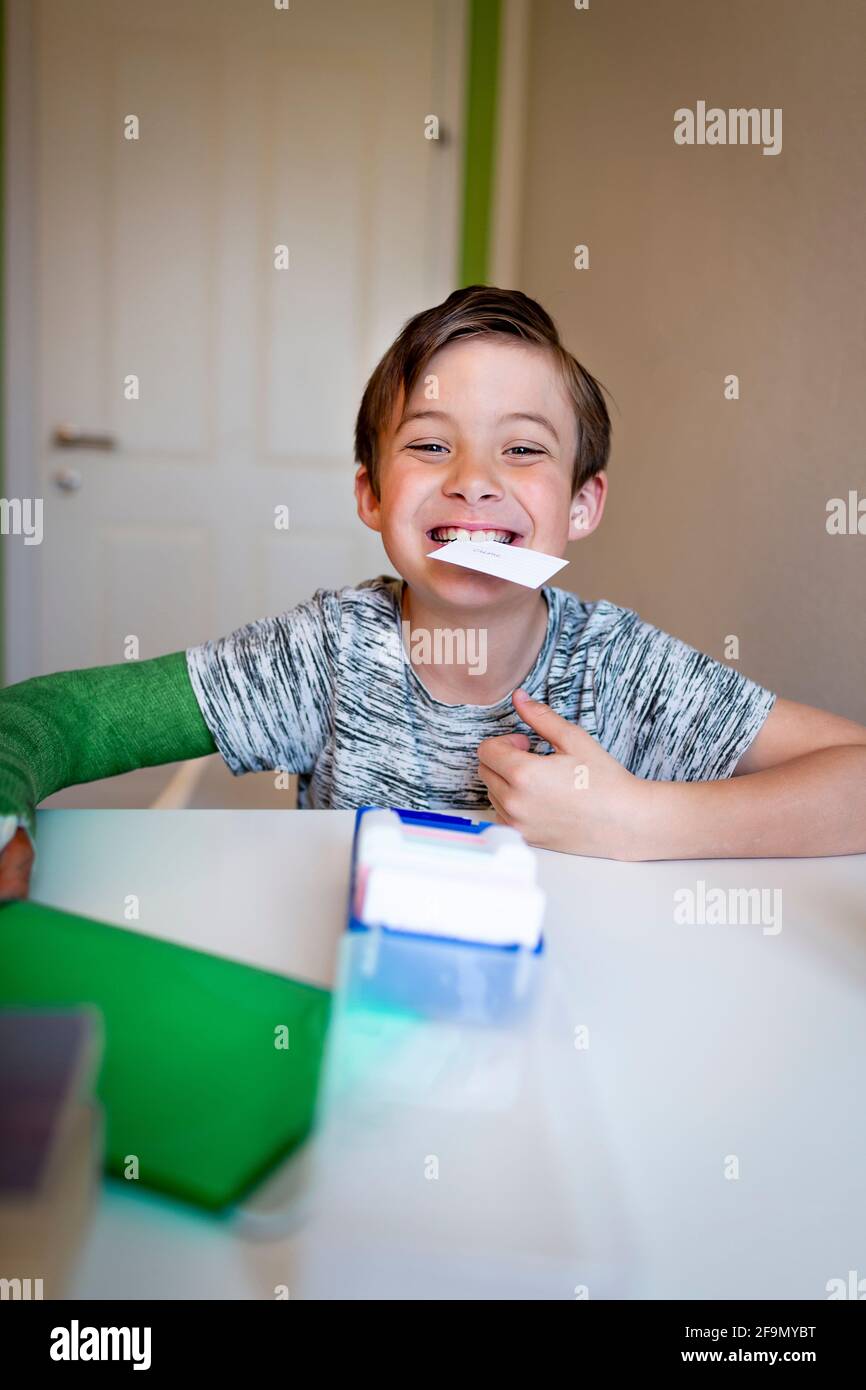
[[406, 558, 525, 608]]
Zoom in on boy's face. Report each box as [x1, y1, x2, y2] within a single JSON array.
[[355, 337, 606, 611]]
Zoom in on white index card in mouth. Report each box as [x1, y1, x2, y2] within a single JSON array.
[[427, 539, 569, 589]]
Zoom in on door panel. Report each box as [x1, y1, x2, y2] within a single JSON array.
[[36, 0, 465, 671]]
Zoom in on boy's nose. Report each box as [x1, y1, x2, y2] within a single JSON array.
[[442, 457, 504, 505]]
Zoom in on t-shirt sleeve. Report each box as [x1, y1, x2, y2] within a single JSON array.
[[184, 589, 343, 776], [591, 610, 777, 781]]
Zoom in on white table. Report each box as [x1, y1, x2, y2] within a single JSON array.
[[31, 808, 866, 1300]]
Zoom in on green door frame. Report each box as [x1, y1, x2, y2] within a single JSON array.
[[459, 0, 501, 287]]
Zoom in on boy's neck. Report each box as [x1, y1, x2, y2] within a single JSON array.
[[400, 582, 549, 706]]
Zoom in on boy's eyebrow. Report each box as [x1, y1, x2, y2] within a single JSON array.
[[397, 408, 560, 441], [397, 409, 453, 429], [501, 411, 560, 442]]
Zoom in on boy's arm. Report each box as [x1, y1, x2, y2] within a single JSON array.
[[0, 650, 216, 855], [639, 696, 866, 859], [731, 695, 866, 775], [477, 690, 866, 861]]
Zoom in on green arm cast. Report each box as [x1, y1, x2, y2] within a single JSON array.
[[0, 650, 217, 853]]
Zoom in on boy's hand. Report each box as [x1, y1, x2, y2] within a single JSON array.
[[0, 826, 35, 902], [477, 689, 648, 859]]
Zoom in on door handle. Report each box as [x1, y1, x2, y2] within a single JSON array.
[[52, 425, 117, 450], [53, 465, 83, 492]]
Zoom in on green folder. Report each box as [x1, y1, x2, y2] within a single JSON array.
[[0, 900, 331, 1211]]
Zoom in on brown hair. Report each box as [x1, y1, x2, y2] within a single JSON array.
[[354, 284, 611, 499]]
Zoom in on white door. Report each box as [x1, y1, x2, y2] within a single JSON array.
[[31, 0, 465, 673]]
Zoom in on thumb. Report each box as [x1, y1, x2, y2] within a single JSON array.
[[499, 732, 531, 751], [512, 688, 592, 754]]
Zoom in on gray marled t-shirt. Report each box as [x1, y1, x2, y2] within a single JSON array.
[[185, 575, 776, 811]]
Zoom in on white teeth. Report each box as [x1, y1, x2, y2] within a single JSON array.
[[430, 527, 515, 544]]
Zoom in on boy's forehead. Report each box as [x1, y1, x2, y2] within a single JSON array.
[[390, 338, 573, 434]]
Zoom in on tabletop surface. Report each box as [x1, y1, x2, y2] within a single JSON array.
[[29, 807, 866, 1300]]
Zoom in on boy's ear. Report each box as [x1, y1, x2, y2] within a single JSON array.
[[354, 465, 382, 534], [568, 472, 608, 542]]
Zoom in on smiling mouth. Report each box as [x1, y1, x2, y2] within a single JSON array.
[[427, 526, 521, 547]]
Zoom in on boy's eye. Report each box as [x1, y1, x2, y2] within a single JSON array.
[[405, 442, 545, 458]]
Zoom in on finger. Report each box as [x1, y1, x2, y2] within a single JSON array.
[[477, 760, 512, 806], [477, 735, 533, 781], [483, 786, 512, 827], [497, 732, 531, 752], [0, 827, 35, 903], [512, 688, 592, 754]]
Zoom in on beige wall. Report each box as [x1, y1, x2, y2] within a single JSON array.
[[518, 0, 865, 722]]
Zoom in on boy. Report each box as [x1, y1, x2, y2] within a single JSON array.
[[1, 285, 865, 899]]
